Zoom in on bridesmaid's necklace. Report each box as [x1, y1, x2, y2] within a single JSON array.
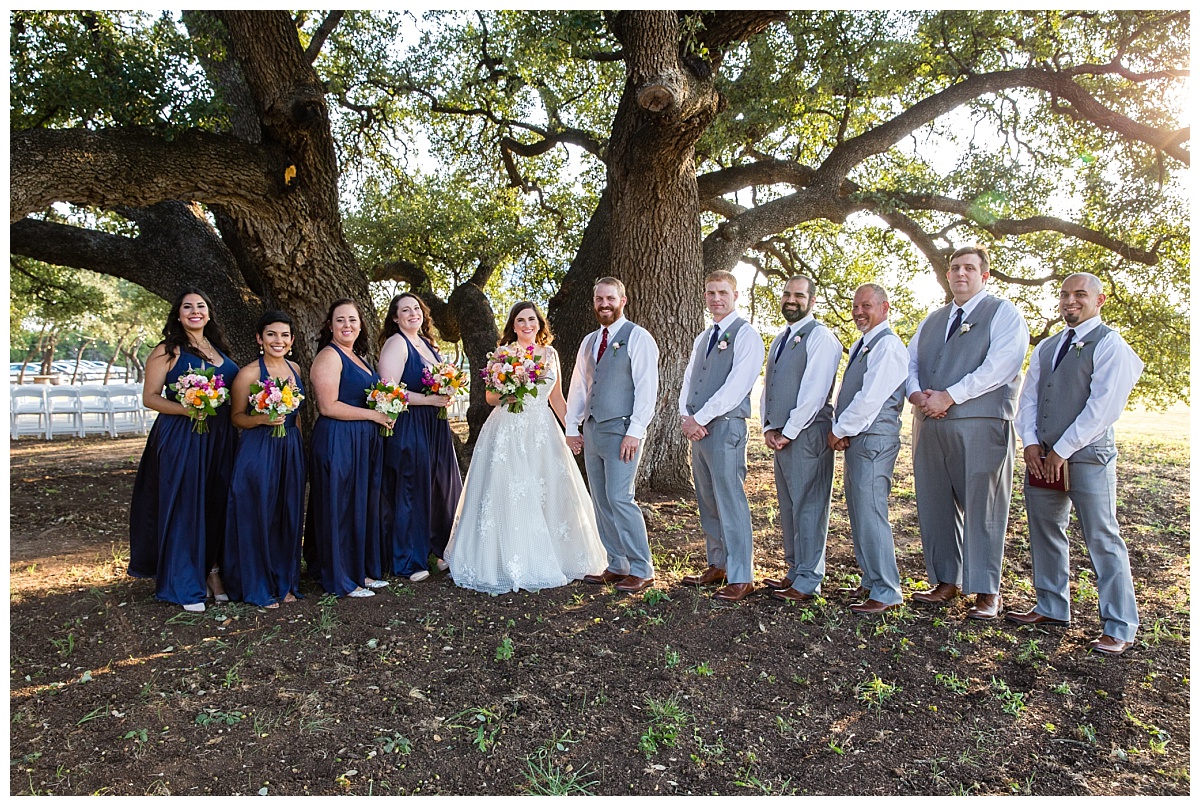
[[188, 336, 216, 364]]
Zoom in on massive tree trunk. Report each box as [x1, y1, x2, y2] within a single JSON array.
[[551, 11, 750, 494], [9, 11, 373, 371]]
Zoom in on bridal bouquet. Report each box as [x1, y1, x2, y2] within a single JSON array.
[[483, 343, 548, 414], [366, 380, 409, 436], [421, 360, 470, 419], [248, 376, 304, 437], [170, 366, 229, 434]]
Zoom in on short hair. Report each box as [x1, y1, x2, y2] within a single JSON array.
[[855, 283, 888, 304], [785, 275, 816, 297], [950, 244, 990, 270], [704, 269, 738, 290], [1063, 272, 1104, 295], [593, 277, 626, 297]]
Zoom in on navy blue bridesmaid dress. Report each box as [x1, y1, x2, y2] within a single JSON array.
[[305, 346, 385, 596], [222, 358, 307, 606], [380, 333, 465, 576], [128, 347, 238, 606]]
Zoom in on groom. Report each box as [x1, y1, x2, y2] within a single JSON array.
[[565, 277, 661, 593]]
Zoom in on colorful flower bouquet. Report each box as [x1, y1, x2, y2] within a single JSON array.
[[421, 360, 470, 419], [170, 366, 229, 434], [248, 376, 304, 437], [366, 380, 409, 436], [483, 343, 548, 414]]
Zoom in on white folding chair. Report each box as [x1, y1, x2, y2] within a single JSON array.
[[448, 397, 469, 420], [108, 383, 148, 436], [45, 387, 84, 439], [10, 384, 48, 439], [78, 386, 115, 437]]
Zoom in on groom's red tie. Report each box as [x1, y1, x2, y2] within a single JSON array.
[[596, 327, 609, 362]]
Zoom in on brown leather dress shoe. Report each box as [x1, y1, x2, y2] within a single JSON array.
[[966, 593, 1002, 620], [681, 565, 726, 587], [839, 585, 869, 599], [762, 576, 794, 591], [614, 575, 654, 593], [1004, 608, 1069, 627], [769, 587, 814, 603], [712, 582, 754, 602], [583, 570, 627, 585], [1088, 634, 1134, 656], [911, 582, 960, 604], [850, 599, 899, 615]]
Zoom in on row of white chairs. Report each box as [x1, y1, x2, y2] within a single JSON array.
[[10, 384, 155, 440]]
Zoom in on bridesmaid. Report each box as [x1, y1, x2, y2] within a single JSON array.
[[305, 299, 394, 598], [222, 311, 306, 608], [128, 287, 239, 612], [377, 293, 465, 581]]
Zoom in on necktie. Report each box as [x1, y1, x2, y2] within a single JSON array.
[[946, 307, 964, 342], [596, 327, 609, 362], [1053, 329, 1076, 371], [773, 328, 789, 363], [848, 339, 863, 366], [705, 324, 720, 356]]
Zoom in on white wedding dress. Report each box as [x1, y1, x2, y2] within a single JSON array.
[[445, 346, 606, 594]]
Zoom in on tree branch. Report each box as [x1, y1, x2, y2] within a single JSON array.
[[697, 159, 818, 201], [303, 11, 344, 65], [10, 128, 286, 223]]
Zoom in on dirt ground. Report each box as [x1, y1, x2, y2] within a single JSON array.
[[8, 420, 1190, 795]]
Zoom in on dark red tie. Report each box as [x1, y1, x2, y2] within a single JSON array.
[[596, 328, 609, 362]]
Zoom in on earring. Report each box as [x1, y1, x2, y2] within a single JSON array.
[[287, 348, 293, 356], [259, 346, 264, 355]]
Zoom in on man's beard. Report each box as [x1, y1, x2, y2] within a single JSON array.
[[595, 306, 622, 324], [781, 304, 808, 324]]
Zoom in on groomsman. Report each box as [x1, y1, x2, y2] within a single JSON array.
[[907, 245, 1029, 619], [827, 284, 908, 614], [566, 277, 661, 594], [679, 270, 765, 602], [759, 276, 842, 603], [1007, 273, 1144, 655]]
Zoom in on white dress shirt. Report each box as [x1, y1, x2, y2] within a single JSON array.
[[564, 316, 661, 439], [1015, 317, 1144, 459], [677, 311, 766, 426], [832, 321, 909, 439], [758, 314, 843, 439], [905, 289, 1030, 403]]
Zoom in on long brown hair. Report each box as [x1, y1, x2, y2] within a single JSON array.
[[499, 300, 553, 346], [379, 292, 437, 348], [317, 298, 371, 357], [160, 286, 232, 360]]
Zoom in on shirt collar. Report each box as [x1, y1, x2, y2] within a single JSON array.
[[1064, 316, 1103, 341], [859, 319, 891, 345], [782, 312, 813, 337], [712, 310, 743, 331], [602, 316, 628, 334], [954, 289, 989, 318]]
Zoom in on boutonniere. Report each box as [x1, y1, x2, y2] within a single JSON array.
[[959, 322, 972, 335], [858, 344, 871, 363], [790, 333, 804, 349], [610, 340, 624, 352], [717, 332, 732, 350], [1072, 339, 1086, 356]]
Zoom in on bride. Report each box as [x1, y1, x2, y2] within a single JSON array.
[[445, 301, 606, 594]]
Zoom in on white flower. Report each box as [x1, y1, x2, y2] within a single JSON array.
[[791, 334, 803, 348], [959, 322, 972, 335], [1073, 339, 1086, 356]]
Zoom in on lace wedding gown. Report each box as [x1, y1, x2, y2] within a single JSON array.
[[445, 347, 606, 594]]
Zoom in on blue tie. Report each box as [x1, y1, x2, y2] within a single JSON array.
[[773, 328, 789, 363], [1053, 329, 1076, 371], [705, 324, 720, 356], [947, 308, 964, 342], [848, 339, 863, 366]]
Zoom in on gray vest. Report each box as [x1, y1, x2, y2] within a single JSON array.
[[835, 327, 905, 436], [762, 318, 833, 432], [1034, 323, 1114, 450], [584, 320, 638, 424], [915, 294, 1021, 420], [686, 317, 752, 419]]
